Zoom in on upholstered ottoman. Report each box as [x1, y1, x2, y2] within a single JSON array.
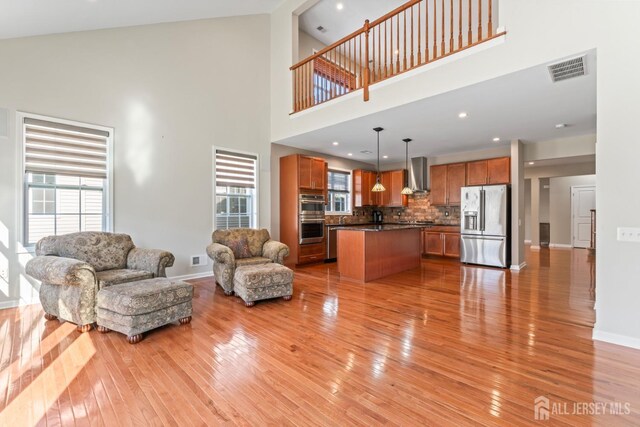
[[96, 277, 193, 344], [233, 263, 294, 307]]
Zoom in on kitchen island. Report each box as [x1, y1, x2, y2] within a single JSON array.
[[337, 225, 422, 282]]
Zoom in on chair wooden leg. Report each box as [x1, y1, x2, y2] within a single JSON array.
[[224, 289, 234, 296], [244, 301, 255, 308], [44, 313, 57, 321], [283, 295, 292, 301], [77, 324, 92, 333], [178, 316, 192, 325], [127, 334, 143, 344], [96, 325, 110, 333]]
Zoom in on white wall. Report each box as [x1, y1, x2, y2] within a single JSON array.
[[549, 175, 596, 246], [298, 30, 326, 62], [270, 143, 373, 240], [0, 15, 271, 307], [271, 0, 640, 346]]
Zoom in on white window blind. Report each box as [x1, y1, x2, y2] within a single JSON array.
[[24, 118, 109, 179], [215, 150, 257, 189]]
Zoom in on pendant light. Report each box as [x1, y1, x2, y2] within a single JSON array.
[[401, 138, 414, 195], [371, 127, 386, 192]]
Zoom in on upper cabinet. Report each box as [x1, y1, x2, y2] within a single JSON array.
[[466, 157, 511, 186], [352, 169, 407, 208], [432, 157, 511, 206], [298, 155, 327, 190], [430, 163, 466, 206]]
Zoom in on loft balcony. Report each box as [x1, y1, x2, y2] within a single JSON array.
[[291, 0, 505, 113]]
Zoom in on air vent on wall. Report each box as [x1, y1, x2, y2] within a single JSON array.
[[316, 26, 327, 33], [548, 56, 586, 82]]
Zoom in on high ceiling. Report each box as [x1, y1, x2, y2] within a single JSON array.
[[276, 51, 597, 165], [0, 0, 282, 40], [299, 0, 407, 45]]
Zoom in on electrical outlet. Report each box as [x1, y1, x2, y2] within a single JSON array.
[[190, 254, 208, 267], [617, 227, 640, 242]]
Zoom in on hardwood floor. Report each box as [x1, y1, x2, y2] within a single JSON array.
[[1, 248, 639, 426]]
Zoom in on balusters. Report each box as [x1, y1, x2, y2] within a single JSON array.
[[488, 0, 493, 37], [384, 20, 388, 78], [468, 0, 472, 44], [441, 0, 445, 56], [403, 10, 407, 70], [426, 0, 430, 61], [478, 0, 483, 41], [458, 0, 463, 48], [433, 0, 437, 58], [417, 2, 422, 65], [410, 7, 414, 68], [450, 0, 454, 53], [396, 14, 401, 72]]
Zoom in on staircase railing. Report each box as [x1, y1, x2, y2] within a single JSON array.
[[291, 0, 505, 113]]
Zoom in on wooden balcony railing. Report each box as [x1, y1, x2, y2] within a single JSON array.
[[291, 0, 505, 113]]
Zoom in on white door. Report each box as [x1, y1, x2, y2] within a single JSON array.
[[572, 186, 595, 248]]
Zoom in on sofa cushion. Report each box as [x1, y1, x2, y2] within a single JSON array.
[[97, 277, 193, 316], [235, 257, 273, 267], [212, 228, 270, 258], [46, 232, 135, 272], [227, 236, 252, 259], [96, 269, 153, 288]]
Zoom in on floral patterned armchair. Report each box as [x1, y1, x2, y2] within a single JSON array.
[[25, 231, 175, 332], [206, 228, 289, 295]]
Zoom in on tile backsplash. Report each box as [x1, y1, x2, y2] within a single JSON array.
[[325, 192, 460, 225]]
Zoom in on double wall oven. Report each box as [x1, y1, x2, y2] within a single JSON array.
[[299, 194, 325, 244]]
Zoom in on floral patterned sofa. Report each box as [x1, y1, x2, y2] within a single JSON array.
[[206, 228, 289, 295], [25, 231, 175, 332]]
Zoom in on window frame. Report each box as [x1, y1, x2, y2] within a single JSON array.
[[212, 146, 260, 231], [325, 168, 352, 216], [16, 112, 114, 251]]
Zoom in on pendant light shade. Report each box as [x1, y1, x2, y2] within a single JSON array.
[[401, 138, 414, 195], [371, 127, 386, 192]]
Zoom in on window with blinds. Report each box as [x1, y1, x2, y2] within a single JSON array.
[[326, 169, 351, 214], [214, 149, 258, 230], [21, 115, 112, 245]]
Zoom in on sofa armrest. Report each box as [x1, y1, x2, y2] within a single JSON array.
[[126, 248, 175, 277], [25, 256, 96, 287], [262, 240, 290, 264], [206, 243, 234, 265]]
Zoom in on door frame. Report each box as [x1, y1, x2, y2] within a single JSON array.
[[570, 185, 596, 248]]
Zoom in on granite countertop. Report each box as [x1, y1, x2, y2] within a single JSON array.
[[328, 222, 460, 229], [335, 224, 427, 232]]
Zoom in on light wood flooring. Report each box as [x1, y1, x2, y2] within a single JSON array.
[[1, 248, 639, 426]]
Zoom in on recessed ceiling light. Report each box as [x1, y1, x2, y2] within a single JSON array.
[[336, 3, 344, 10], [383, 155, 389, 159], [332, 141, 339, 146], [458, 112, 468, 119], [347, 153, 353, 156], [555, 123, 567, 129], [528, 161, 535, 165], [492, 137, 500, 142]]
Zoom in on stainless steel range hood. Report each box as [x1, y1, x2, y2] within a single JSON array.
[[409, 157, 429, 192]]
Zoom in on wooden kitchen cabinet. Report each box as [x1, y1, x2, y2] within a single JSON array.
[[422, 228, 461, 258], [465, 157, 511, 186], [430, 163, 466, 206], [299, 155, 327, 190], [352, 169, 407, 208]]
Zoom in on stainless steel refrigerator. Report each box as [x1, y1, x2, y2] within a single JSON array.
[[460, 184, 511, 268]]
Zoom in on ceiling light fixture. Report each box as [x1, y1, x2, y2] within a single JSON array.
[[383, 155, 388, 159], [347, 153, 353, 156], [458, 112, 468, 119], [529, 161, 535, 165], [371, 127, 386, 192], [555, 123, 567, 129], [336, 3, 344, 10], [332, 141, 339, 146], [493, 137, 500, 142], [401, 138, 414, 195]]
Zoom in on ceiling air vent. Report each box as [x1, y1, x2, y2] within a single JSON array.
[[548, 56, 586, 82], [316, 26, 327, 33]]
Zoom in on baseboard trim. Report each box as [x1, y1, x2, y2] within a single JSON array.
[[510, 262, 527, 271], [530, 245, 541, 250], [524, 240, 532, 244], [0, 298, 39, 310], [549, 243, 573, 249], [169, 272, 213, 281], [593, 330, 640, 350]]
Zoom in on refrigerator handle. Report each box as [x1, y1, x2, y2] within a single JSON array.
[[480, 189, 486, 231]]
